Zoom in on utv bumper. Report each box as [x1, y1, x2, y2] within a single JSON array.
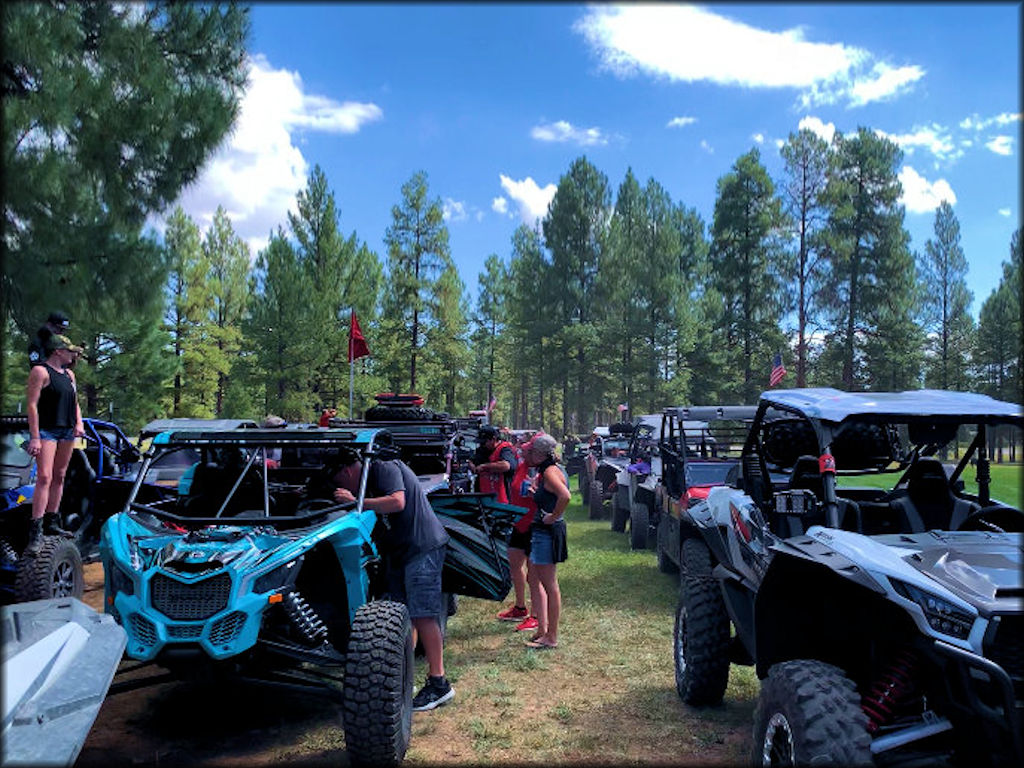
[[933, 638, 1023, 764]]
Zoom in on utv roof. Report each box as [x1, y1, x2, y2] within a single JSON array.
[[140, 418, 259, 438], [762, 388, 1022, 423], [151, 427, 390, 447], [664, 405, 758, 421]]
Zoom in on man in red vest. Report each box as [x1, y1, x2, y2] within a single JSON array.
[[470, 425, 516, 503]]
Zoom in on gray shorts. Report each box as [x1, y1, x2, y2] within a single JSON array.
[[385, 545, 445, 620]]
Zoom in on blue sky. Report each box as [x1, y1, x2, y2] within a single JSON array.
[[166, 3, 1021, 319]]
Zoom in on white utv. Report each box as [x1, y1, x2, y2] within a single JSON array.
[[672, 388, 1022, 767]]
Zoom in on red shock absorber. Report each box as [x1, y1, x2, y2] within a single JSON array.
[[862, 648, 919, 733]]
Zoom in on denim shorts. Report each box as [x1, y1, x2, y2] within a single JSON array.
[[39, 426, 75, 442], [529, 520, 568, 565], [385, 545, 445, 620]]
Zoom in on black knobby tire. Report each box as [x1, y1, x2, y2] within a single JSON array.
[[0, 538, 19, 568], [657, 545, 678, 575], [15, 536, 84, 602], [580, 472, 590, 504], [674, 538, 730, 705], [751, 659, 872, 767], [629, 502, 648, 550], [588, 480, 604, 519], [343, 600, 414, 767], [611, 495, 629, 532]]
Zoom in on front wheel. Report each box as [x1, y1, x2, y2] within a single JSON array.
[[580, 473, 590, 504], [629, 502, 648, 550], [752, 659, 871, 767], [674, 538, 730, 705], [343, 600, 414, 767], [15, 536, 84, 602], [588, 480, 604, 519]]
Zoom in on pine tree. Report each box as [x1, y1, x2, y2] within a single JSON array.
[[920, 202, 975, 390]]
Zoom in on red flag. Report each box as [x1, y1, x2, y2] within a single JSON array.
[[769, 352, 786, 387], [348, 311, 370, 362]]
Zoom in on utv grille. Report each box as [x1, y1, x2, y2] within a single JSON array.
[[130, 613, 157, 646], [167, 624, 204, 640], [986, 615, 1024, 685], [151, 572, 231, 620], [209, 611, 247, 645]]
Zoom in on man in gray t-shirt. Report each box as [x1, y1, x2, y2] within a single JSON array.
[[330, 454, 455, 711]]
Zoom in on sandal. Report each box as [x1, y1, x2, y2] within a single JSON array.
[[524, 639, 558, 650]]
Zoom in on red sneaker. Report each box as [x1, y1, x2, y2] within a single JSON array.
[[496, 605, 528, 621], [515, 616, 540, 632]]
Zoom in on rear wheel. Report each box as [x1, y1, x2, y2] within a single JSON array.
[[343, 600, 414, 767], [629, 502, 648, 550], [611, 494, 629, 532], [751, 660, 871, 767], [674, 538, 730, 705], [15, 536, 83, 602], [588, 480, 604, 519]]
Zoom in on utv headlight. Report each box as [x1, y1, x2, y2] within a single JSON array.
[[252, 559, 300, 594], [892, 579, 974, 640]]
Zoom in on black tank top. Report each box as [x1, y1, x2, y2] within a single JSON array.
[[38, 364, 77, 429], [532, 458, 559, 526]]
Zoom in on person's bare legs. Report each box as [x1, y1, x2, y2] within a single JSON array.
[[45, 440, 75, 514], [413, 617, 445, 678], [533, 563, 560, 646], [526, 561, 548, 637], [509, 547, 528, 607], [30, 439, 58, 520]]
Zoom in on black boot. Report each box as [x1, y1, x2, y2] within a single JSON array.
[[43, 512, 74, 538], [24, 517, 44, 556]]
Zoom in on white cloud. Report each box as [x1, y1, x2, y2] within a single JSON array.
[[798, 115, 836, 143], [575, 5, 923, 108], [845, 62, 925, 107], [774, 138, 785, 149], [898, 166, 956, 214], [998, 208, 1011, 217], [752, 133, 764, 144], [442, 198, 467, 223], [985, 135, 1014, 156], [960, 112, 1021, 130], [700, 140, 714, 154], [667, 116, 697, 128], [531, 120, 609, 147], [166, 54, 383, 255], [492, 196, 509, 215], [499, 174, 557, 225], [875, 124, 960, 162]]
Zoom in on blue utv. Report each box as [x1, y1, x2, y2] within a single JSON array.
[[100, 426, 518, 767]]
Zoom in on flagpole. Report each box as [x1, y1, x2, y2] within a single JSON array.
[[349, 310, 354, 419]]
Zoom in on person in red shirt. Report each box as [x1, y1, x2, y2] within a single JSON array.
[[497, 435, 544, 630]]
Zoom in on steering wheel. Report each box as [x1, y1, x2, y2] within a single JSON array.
[[955, 505, 1024, 533]]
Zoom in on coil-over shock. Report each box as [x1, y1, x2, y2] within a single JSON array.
[[281, 590, 329, 646]]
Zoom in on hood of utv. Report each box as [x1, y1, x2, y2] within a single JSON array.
[[876, 530, 1023, 612]]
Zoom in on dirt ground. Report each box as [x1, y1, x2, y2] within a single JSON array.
[[78, 562, 752, 766]]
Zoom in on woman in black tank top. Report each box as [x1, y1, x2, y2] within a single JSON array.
[[523, 434, 571, 649], [24, 335, 85, 554]]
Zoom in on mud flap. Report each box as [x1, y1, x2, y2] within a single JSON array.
[[428, 493, 522, 601]]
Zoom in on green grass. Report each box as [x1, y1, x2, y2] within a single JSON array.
[[404, 501, 757, 765], [837, 462, 1022, 508]]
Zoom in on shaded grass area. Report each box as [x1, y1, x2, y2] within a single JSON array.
[[405, 501, 758, 765]]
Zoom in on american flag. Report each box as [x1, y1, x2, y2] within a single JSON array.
[[487, 395, 497, 413], [617, 403, 628, 413], [769, 353, 787, 387]]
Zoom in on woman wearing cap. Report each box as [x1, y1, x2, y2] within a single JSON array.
[[523, 433, 571, 649], [24, 334, 85, 555]]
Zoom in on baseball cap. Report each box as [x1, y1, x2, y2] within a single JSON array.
[[47, 311, 70, 330], [478, 424, 500, 441], [48, 334, 84, 354]]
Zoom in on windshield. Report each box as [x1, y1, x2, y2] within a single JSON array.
[[603, 438, 629, 457], [685, 461, 736, 488], [1, 428, 32, 469]]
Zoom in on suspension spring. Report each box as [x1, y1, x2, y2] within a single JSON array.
[[862, 648, 920, 733], [281, 590, 329, 646]]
